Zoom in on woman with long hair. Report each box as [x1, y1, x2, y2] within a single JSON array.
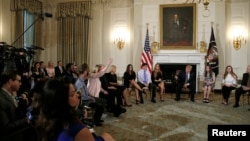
[[202, 65, 216, 103], [151, 63, 165, 102], [46, 60, 55, 78], [221, 65, 238, 105], [123, 64, 143, 104], [35, 78, 115, 141]]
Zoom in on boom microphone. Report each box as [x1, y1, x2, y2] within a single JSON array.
[[44, 12, 53, 18], [39, 12, 53, 18]]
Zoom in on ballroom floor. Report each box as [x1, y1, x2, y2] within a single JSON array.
[[94, 92, 250, 141]]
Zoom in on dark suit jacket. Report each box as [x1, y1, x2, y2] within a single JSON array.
[[54, 66, 66, 77], [177, 70, 196, 88], [241, 73, 250, 86], [15, 58, 30, 93], [0, 89, 29, 141], [40, 68, 48, 78]]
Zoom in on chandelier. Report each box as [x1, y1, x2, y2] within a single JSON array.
[[185, 0, 210, 17]]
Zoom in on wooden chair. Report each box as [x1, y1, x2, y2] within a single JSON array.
[[181, 87, 191, 98], [142, 87, 151, 100], [242, 91, 250, 106]]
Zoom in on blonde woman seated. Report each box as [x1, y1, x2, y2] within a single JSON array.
[[151, 63, 165, 102], [123, 64, 144, 104], [221, 65, 238, 105], [202, 65, 216, 103], [105, 65, 129, 107], [46, 60, 55, 78]]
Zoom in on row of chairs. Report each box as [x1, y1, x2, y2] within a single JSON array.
[[128, 84, 250, 106]]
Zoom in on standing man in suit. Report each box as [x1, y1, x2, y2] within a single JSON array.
[[175, 65, 196, 102], [233, 65, 250, 108], [54, 60, 66, 78], [137, 63, 157, 103], [0, 71, 31, 141], [15, 49, 30, 94]]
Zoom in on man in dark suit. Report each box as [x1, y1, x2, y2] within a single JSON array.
[[175, 65, 196, 102], [39, 61, 48, 79], [15, 49, 30, 94], [233, 65, 250, 108], [0, 71, 31, 141], [54, 60, 66, 77]]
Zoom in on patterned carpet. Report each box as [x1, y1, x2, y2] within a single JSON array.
[[94, 93, 250, 141]]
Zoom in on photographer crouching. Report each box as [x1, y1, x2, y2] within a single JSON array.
[[0, 70, 34, 141]]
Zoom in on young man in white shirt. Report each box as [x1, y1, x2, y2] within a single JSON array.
[[137, 63, 157, 103]]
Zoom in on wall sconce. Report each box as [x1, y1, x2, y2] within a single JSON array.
[[114, 37, 125, 50], [233, 35, 246, 50], [151, 41, 160, 54]]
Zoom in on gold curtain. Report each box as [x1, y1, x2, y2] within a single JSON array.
[[57, 1, 91, 67], [10, 0, 43, 48]]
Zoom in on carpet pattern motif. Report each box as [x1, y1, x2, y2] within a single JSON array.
[[95, 93, 250, 141]]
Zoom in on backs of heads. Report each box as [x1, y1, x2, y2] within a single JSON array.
[[40, 78, 70, 116]]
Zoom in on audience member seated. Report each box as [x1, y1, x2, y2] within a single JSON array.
[[137, 63, 157, 103], [46, 60, 55, 78], [100, 72, 126, 117], [123, 64, 143, 105], [175, 65, 196, 102], [202, 65, 216, 103], [0, 71, 32, 141], [106, 65, 127, 107], [87, 58, 112, 98], [65, 63, 76, 83], [54, 60, 66, 78], [35, 78, 115, 141], [31, 62, 42, 89], [233, 65, 250, 108], [72, 64, 79, 79], [39, 61, 49, 79], [151, 63, 165, 102], [221, 65, 237, 105], [75, 69, 105, 126]]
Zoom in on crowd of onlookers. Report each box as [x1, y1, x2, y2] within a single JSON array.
[[0, 58, 250, 141]]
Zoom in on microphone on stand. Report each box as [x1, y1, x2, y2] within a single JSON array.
[[11, 12, 53, 46]]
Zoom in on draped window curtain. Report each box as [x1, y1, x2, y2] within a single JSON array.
[[24, 10, 35, 49], [10, 0, 42, 48], [57, 1, 91, 67]]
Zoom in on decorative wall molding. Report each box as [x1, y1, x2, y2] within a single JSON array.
[[56, 1, 91, 18], [11, 0, 43, 13]]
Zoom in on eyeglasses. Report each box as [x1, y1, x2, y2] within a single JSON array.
[[14, 79, 21, 83]]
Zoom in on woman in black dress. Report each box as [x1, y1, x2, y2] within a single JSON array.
[[123, 64, 144, 104]]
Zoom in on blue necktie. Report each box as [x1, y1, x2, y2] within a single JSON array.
[[143, 70, 147, 83]]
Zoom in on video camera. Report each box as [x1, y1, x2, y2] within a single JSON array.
[[0, 42, 38, 60]]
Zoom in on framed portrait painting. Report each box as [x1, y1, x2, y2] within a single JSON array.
[[160, 4, 196, 49]]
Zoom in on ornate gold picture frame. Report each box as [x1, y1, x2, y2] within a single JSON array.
[[160, 4, 196, 50]]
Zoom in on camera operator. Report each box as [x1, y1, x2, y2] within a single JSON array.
[[0, 70, 32, 141], [15, 48, 31, 94]]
